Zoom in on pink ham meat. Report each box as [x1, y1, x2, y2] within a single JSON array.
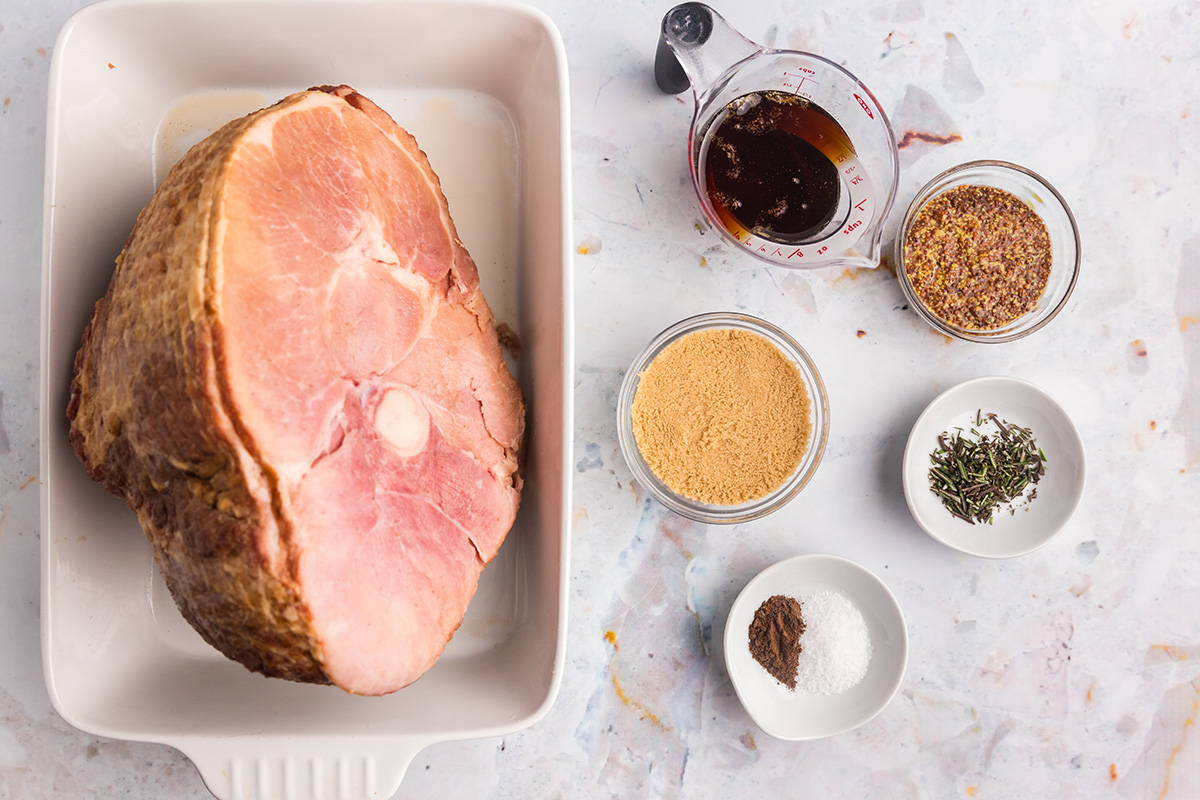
[[67, 85, 524, 695]]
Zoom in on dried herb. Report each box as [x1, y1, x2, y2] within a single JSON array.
[[928, 410, 1047, 524], [748, 595, 806, 690]]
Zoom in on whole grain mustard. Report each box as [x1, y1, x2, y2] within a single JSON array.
[[904, 185, 1051, 330]]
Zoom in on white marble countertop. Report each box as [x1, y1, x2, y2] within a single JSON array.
[[3, 0, 1199, 797]]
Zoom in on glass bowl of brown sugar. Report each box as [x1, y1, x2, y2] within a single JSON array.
[[617, 312, 829, 524], [895, 160, 1080, 343]]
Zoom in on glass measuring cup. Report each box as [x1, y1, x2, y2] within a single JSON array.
[[656, 3, 899, 270]]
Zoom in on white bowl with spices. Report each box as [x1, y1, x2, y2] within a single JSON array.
[[724, 554, 909, 741], [895, 160, 1081, 343], [617, 312, 829, 524], [902, 376, 1087, 558]]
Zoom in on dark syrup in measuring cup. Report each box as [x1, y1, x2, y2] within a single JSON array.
[[703, 91, 854, 244]]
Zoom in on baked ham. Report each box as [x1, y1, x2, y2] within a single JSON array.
[[67, 85, 524, 695]]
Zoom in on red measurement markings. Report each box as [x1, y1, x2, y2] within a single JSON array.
[[854, 93, 874, 118], [843, 219, 863, 235], [782, 70, 819, 95], [854, 198, 869, 212], [850, 174, 864, 185], [737, 236, 810, 260]]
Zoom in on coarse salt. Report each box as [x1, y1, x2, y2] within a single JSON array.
[[794, 589, 872, 695]]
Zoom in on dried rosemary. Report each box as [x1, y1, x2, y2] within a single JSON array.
[[928, 410, 1047, 524]]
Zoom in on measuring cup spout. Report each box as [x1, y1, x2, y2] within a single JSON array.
[[655, 3, 762, 98]]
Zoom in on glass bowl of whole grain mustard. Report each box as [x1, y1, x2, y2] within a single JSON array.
[[617, 312, 830, 524], [895, 160, 1080, 343]]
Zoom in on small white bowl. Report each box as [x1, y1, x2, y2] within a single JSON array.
[[724, 554, 908, 741], [902, 376, 1086, 558]]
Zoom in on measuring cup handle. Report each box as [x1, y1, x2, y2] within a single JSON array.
[[655, 35, 690, 94], [654, 3, 714, 94]]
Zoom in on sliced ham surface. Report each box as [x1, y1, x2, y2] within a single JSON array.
[[67, 85, 524, 695]]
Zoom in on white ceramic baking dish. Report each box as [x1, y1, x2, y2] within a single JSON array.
[[39, 1, 572, 798]]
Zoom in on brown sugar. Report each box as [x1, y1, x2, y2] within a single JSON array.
[[630, 328, 812, 505]]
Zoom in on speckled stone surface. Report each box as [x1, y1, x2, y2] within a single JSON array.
[[3, 0, 1199, 797]]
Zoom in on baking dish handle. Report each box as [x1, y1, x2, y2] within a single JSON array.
[[179, 737, 427, 800]]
